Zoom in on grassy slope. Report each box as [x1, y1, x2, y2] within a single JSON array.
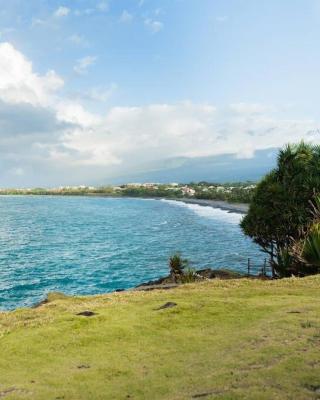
[[0, 277, 319, 400]]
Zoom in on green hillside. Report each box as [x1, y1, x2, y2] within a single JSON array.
[[0, 277, 319, 400]]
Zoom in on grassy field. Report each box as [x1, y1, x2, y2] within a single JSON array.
[[0, 277, 319, 400]]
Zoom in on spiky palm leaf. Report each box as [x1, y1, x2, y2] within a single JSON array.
[[302, 223, 320, 267]]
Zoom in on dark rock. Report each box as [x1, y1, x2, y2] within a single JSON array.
[[32, 298, 48, 308], [208, 269, 243, 279], [135, 284, 178, 292], [77, 364, 90, 369], [135, 268, 245, 290], [196, 269, 217, 279], [155, 302, 177, 310], [115, 289, 125, 292], [136, 275, 172, 287], [192, 391, 222, 398], [76, 311, 96, 317]]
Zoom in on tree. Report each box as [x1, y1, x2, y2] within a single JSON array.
[[241, 142, 320, 277]]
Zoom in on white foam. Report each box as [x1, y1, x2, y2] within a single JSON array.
[[161, 199, 243, 224]]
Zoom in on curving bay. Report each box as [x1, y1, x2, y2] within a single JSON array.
[[0, 196, 264, 310]]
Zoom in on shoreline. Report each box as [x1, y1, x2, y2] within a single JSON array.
[[0, 193, 249, 214], [174, 197, 249, 214]]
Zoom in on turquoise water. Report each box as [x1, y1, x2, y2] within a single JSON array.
[[0, 196, 264, 310]]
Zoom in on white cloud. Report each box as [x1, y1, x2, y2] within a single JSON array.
[[54, 6, 70, 17], [144, 18, 163, 33], [119, 10, 133, 23], [60, 102, 319, 170], [68, 34, 89, 47], [56, 101, 101, 127], [73, 56, 97, 74], [0, 42, 63, 106], [0, 42, 319, 185]]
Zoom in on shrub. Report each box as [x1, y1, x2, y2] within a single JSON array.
[[169, 254, 189, 283], [180, 268, 197, 283]]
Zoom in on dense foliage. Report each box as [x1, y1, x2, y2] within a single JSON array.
[[241, 142, 320, 277]]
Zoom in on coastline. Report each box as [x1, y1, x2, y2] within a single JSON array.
[[1, 195, 249, 311], [174, 197, 249, 214], [0, 193, 249, 214]]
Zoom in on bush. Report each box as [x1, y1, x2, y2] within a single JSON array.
[[169, 254, 190, 283], [180, 268, 197, 283]]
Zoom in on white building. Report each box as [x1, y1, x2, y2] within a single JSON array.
[[181, 186, 196, 196]]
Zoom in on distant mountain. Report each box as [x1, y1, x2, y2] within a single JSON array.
[[106, 148, 278, 184]]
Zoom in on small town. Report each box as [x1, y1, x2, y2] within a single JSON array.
[[0, 182, 256, 203]]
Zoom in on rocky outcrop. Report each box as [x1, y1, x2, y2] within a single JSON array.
[[134, 268, 244, 291]]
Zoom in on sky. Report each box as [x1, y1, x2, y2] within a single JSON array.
[[0, 0, 320, 187]]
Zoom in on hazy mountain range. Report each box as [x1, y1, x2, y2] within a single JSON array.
[[106, 148, 278, 185]]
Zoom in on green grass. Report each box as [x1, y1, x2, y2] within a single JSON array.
[[0, 276, 319, 399]]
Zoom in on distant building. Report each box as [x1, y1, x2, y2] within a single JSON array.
[[141, 183, 159, 188], [127, 183, 142, 187], [181, 186, 196, 196]]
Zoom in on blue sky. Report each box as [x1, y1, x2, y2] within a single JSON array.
[[0, 0, 319, 186]]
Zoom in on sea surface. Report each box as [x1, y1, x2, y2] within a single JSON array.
[[0, 196, 264, 310]]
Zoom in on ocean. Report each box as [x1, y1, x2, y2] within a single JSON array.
[[0, 196, 264, 310]]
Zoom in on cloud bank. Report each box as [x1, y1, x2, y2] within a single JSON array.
[[0, 42, 318, 186]]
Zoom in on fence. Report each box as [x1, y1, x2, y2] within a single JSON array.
[[246, 258, 275, 278]]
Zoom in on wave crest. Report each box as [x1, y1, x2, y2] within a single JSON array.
[[161, 199, 243, 224]]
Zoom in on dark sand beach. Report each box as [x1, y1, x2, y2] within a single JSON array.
[[177, 198, 249, 214]]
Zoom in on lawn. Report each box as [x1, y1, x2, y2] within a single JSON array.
[[0, 276, 319, 399]]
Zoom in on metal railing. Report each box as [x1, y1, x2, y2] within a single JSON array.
[[247, 258, 275, 278]]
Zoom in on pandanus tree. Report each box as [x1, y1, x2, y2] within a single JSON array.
[[241, 142, 320, 277]]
